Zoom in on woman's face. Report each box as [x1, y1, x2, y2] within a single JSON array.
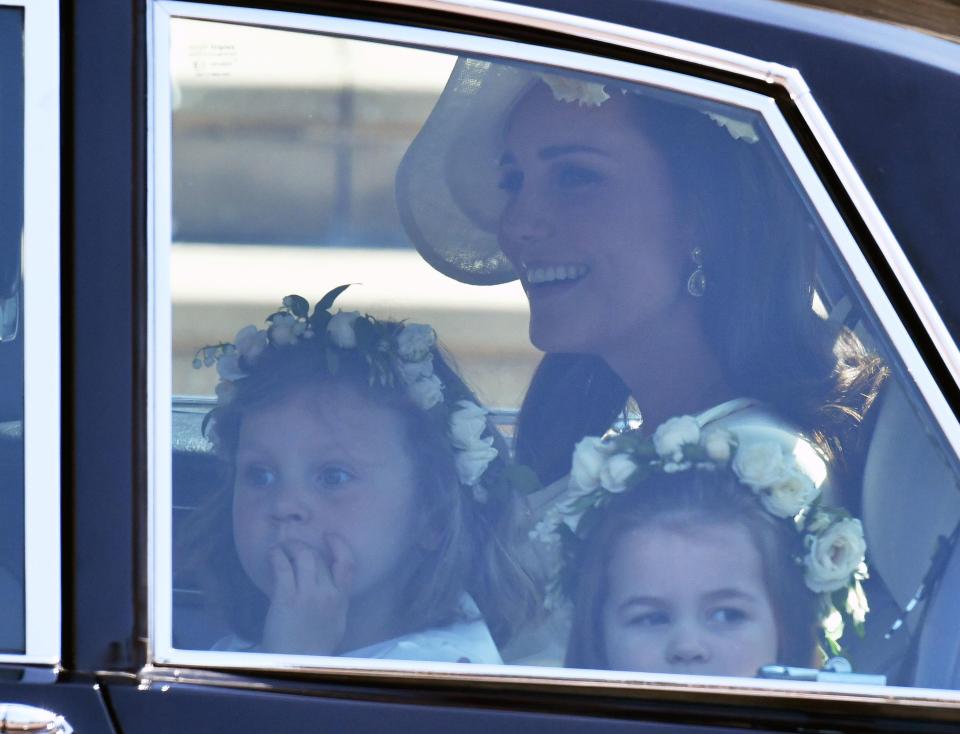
[[497, 83, 691, 355], [602, 522, 779, 678], [232, 383, 422, 611]]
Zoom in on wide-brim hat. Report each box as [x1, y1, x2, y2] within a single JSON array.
[[396, 57, 763, 286], [396, 57, 537, 286]]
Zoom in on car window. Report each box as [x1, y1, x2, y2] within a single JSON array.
[[152, 7, 960, 700], [0, 4, 25, 655]]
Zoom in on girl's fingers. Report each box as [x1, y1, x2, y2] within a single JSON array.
[[326, 534, 356, 593], [283, 540, 319, 591], [269, 545, 295, 597]]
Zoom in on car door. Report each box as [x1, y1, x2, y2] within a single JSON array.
[[59, 0, 960, 732], [0, 1, 116, 731]]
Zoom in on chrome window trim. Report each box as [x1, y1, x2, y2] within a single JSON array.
[[148, 0, 960, 703], [0, 0, 61, 665]]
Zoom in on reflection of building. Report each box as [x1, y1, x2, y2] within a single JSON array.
[[170, 22, 539, 407]]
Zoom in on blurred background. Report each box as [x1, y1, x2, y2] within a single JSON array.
[[169, 19, 540, 409]]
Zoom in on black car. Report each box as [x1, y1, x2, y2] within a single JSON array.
[[1, 0, 960, 731]]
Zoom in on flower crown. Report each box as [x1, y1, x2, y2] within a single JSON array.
[[537, 73, 759, 143], [533, 415, 868, 653], [194, 286, 512, 502]]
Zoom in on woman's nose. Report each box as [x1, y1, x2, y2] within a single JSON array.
[[665, 625, 711, 665], [499, 194, 553, 255]]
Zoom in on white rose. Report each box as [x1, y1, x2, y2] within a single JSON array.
[[398, 356, 434, 384], [456, 439, 498, 486], [702, 427, 734, 462], [269, 312, 300, 346], [396, 323, 436, 361], [449, 401, 488, 449], [326, 310, 361, 348], [600, 453, 637, 493], [804, 518, 867, 593], [538, 73, 610, 107], [234, 325, 268, 360], [652, 415, 700, 462], [732, 441, 789, 491], [215, 351, 246, 381], [759, 468, 820, 518], [406, 374, 443, 410], [570, 436, 610, 493]]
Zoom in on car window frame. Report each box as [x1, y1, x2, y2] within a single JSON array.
[[0, 0, 61, 666], [148, 0, 960, 707]]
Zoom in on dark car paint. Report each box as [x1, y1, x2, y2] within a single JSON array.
[[31, 0, 960, 731]]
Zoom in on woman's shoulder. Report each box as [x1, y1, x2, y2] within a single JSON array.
[[697, 397, 830, 491]]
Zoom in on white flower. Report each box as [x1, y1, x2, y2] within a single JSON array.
[[702, 427, 734, 462], [652, 415, 700, 463], [449, 401, 488, 449], [538, 73, 610, 107], [759, 468, 820, 519], [804, 518, 867, 593], [530, 508, 562, 546], [269, 312, 300, 346], [600, 453, 637, 493], [406, 374, 444, 410], [396, 323, 436, 362], [234, 325, 268, 360], [215, 351, 246, 381], [570, 436, 610, 493], [847, 579, 869, 626], [398, 356, 434, 384], [456, 440, 498, 486], [732, 441, 789, 491], [326, 310, 361, 348], [705, 112, 759, 144]]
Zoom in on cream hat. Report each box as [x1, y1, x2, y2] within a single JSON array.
[[396, 57, 761, 285]]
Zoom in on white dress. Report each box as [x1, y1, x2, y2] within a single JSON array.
[[213, 593, 502, 665]]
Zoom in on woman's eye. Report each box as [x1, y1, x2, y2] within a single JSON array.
[[709, 607, 749, 625], [497, 168, 523, 193], [317, 466, 354, 488], [240, 464, 276, 489], [555, 164, 602, 190], [628, 611, 670, 627]]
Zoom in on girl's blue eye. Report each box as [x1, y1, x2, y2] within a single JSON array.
[[497, 168, 523, 193], [318, 466, 354, 488], [709, 607, 748, 625], [629, 610, 670, 627], [556, 164, 602, 190], [241, 464, 276, 489]]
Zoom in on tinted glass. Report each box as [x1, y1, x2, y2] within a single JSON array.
[[163, 17, 960, 695], [0, 6, 26, 654]]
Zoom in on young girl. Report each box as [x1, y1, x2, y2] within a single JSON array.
[[533, 415, 868, 676], [179, 289, 541, 663]]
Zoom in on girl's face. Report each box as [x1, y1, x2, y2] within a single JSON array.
[[232, 383, 422, 610], [497, 83, 690, 355], [602, 521, 779, 678]]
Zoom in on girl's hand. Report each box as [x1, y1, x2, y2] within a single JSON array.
[[259, 536, 355, 656]]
